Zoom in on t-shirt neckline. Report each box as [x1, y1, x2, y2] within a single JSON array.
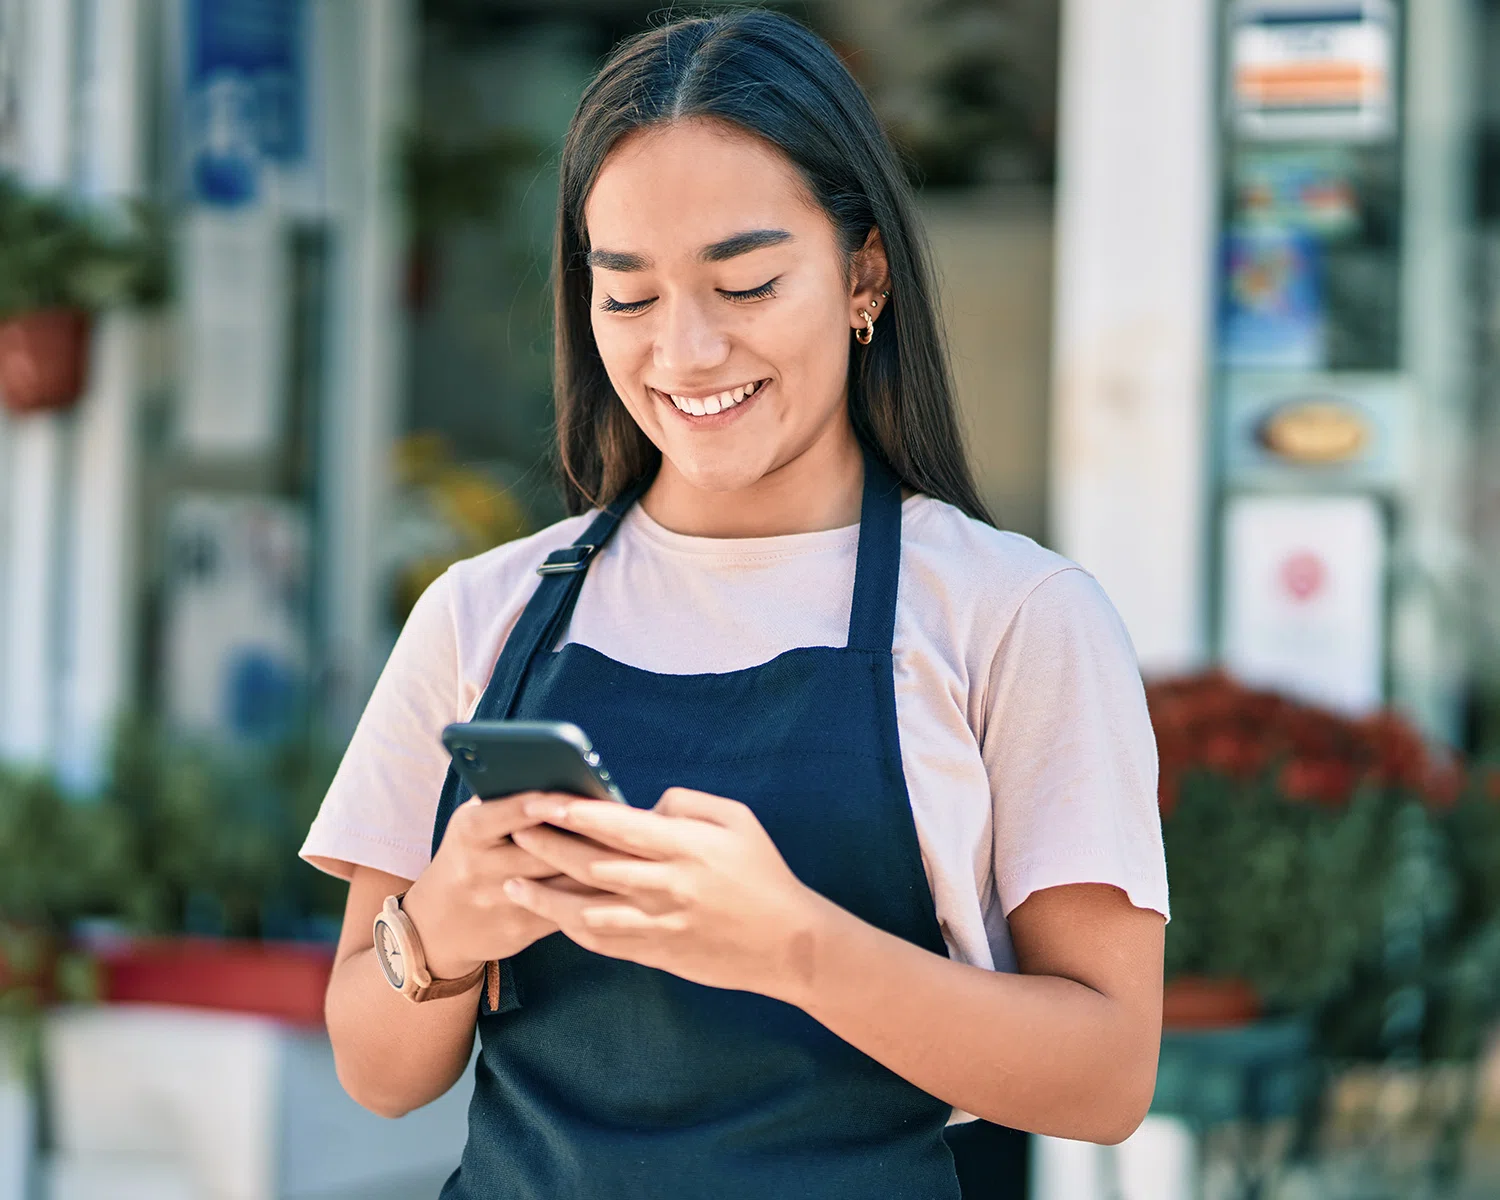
[[622, 494, 929, 561]]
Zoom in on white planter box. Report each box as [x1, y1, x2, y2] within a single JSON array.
[[1030, 1116, 1197, 1200], [44, 1005, 473, 1200], [0, 1024, 34, 1200]]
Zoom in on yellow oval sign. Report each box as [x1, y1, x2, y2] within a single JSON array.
[[1257, 399, 1369, 464]]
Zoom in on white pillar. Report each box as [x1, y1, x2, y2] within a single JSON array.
[[1, 0, 73, 765], [318, 0, 410, 735], [1048, 0, 1216, 675], [55, 0, 146, 791], [1392, 0, 1478, 744]]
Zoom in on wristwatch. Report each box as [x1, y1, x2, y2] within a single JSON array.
[[372, 893, 486, 1002]]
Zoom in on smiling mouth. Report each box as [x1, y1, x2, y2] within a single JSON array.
[[654, 378, 769, 417]]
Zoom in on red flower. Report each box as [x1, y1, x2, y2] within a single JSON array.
[[1146, 671, 1474, 815]]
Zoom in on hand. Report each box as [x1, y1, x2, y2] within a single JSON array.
[[400, 793, 612, 980], [507, 788, 829, 1001]]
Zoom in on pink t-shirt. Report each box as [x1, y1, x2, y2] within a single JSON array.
[[301, 494, 1168, 973]]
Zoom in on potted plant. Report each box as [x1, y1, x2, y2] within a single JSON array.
[[1146, 673, 1467, 1029], [80, 722, 344, 1024], [0, 719, 345, 1027], [0, 174, 167, 414]]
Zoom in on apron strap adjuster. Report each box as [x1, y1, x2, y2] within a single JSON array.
[[537, 544, 597, 575]]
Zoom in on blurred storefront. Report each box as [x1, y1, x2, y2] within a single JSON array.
[[1053, 0, 1500, 758], [0, 0, 411, 791], [1, 0, 1499, 1197]]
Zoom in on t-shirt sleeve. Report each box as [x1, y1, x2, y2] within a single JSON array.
[[981, 567, 1168, 921], [299, 570, 461, 882]]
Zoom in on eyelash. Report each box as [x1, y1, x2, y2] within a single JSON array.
[[598, 278, 780, 314]]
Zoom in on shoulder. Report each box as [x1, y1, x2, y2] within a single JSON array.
[[900, 496, 1118, 643], [441, 511, 598, 629]]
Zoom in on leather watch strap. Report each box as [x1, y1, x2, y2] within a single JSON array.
[[416, 960, 487, 1001]]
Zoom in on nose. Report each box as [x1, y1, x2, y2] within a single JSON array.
[[653, 293, 731, 380]]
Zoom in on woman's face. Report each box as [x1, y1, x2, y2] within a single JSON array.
[[584, 119, 878, 498]]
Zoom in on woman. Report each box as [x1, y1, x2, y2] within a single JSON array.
[[302, 10, 1168, 1199]]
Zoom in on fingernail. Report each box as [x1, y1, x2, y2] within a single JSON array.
[[525, 799, 569, 821], [503, 878, 525, 899]]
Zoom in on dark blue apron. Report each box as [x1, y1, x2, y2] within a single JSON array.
[[431, 453, 1025, 1199]]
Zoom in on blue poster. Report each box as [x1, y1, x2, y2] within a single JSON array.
[[184, 0, 305, 207], [1218, 228, 1325, 370]]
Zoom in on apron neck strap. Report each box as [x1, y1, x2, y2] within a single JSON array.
[[479, 475, 650, 721], [845, 450, 904, 653]]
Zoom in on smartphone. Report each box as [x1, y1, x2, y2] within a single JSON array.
[[441, 720, 628, 805]]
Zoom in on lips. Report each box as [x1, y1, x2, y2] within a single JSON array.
[[656, 378, 768, 417]]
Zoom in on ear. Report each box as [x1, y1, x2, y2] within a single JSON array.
[[849, 227, 892, 331]]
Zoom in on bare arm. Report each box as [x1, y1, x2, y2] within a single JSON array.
[[325, 866, 480, 1119], [507, 793, 1165, 1145], [324, 795, 587, 1118], [785, 882, 1164, 1143]]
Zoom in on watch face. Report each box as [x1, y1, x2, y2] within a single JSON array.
[[374, 917, 406, 990]]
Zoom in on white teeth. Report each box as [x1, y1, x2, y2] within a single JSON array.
[[663, 381, 764, 416]]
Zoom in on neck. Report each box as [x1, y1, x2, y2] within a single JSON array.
[[641, 423, 865, 538]]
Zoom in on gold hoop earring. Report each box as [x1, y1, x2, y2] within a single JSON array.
[[854, 310, 874, 345]]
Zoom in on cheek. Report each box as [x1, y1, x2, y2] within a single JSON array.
[[590, 317, 650, 400], [765, 286, 849, 398]]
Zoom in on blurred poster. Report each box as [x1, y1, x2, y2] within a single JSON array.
[[164, 494, 309, 743], [1221, 372, 1413, 490], [1233, 148, 1361, 239], [184, 0, 305, 208], [1219, 228, 1325, 369], [1229, 0, 1397, 142], [179, 207, 286, 455], [1221, 493, 1386, 714]]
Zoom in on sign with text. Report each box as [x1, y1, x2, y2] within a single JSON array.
[[1229, 1, 1398, 142], [184, 0, 305, 207], [1221, 492, 1386, 714]]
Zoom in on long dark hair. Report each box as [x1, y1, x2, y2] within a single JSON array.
[[553, 8, 993, 524]]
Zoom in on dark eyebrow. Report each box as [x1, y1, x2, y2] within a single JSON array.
[[585, 248, 651, 272], [585, 228, 794, 273], [699, 228, 793, 262]]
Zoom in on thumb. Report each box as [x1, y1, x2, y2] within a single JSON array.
[[653, 787, 746, 827]]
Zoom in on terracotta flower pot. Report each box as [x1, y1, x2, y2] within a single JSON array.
[[1162, 976, 1261, 1030], [97, 937, 334, 1027], [0, 307, 93, 414]]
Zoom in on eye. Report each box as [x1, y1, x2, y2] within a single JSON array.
[[596, 276, 780, 313], [598, 294, 656, 314], [721, 277, 779, 303]]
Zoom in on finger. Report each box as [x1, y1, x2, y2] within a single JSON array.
[[510, 825, 624, 886], [524, 798, 704, 860], [586, 858, 681, 895], [652, 787, 750, 827], [580, 905, 688, 934], [486, 843, 565, 881], [503, 876, 606, 926], [456, 793, 556, 843]]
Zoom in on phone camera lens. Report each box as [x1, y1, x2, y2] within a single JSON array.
[[458, 747, 478, 764]]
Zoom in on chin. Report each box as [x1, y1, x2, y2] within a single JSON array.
[[663, 447, 779, 495]]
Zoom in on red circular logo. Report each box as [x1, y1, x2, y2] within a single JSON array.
[[1280, 552, 1326, 603]]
